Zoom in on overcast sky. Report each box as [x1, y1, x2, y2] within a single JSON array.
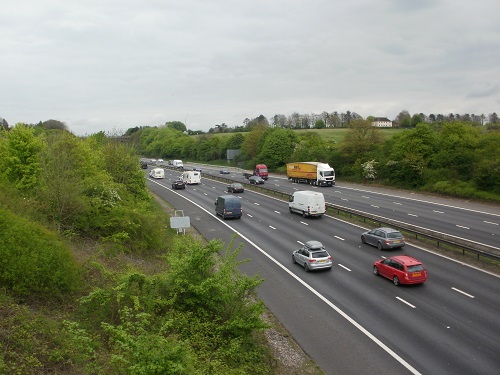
[[1, 0, 499, 135]]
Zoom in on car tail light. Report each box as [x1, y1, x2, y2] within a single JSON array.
[[328, 256, 332, 261], [307, 206, 311, 213], [309, 259, 316, 263]]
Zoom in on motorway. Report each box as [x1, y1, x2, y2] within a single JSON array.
[[146, 166, 500, 374], [199, 165, 500, 249]]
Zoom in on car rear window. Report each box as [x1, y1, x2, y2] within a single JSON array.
[[388, 232, 403, 238], [312, 251, 329, 258], [407, 264, 424, 272]]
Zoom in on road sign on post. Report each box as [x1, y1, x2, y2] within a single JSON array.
[[170, 210, 190, 234]]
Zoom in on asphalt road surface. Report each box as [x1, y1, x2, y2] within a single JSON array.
[[146, 168, 500, 375]]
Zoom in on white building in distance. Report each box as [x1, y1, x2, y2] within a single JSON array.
[[372, 117, 393, 127]]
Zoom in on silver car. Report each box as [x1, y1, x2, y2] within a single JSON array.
[[292, 240, 332, 272], [361, 227, 405, 250]]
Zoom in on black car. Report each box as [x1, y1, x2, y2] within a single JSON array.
[[172, 180, 185, 190], [227, 183, 244, 193], [248, 176, 265, 184], [140, 161, 148, 169]]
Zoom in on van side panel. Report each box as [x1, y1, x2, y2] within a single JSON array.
[[215, 195, 242, 219], [289, 191, 325, 217]]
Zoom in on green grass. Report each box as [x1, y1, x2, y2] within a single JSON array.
[[192, 128, 405, 142], [296, 127, 406, 142]]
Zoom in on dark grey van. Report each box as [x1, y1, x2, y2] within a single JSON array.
[[215, 195, 242, 219]]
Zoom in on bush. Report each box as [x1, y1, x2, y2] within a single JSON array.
[[427, 180, 478, 198], [0, 208, 80, 298]]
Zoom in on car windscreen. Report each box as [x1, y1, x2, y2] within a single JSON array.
[[312, 251, 329, 258], [388, 232, 403, 239], [407, 264, 424, 272]]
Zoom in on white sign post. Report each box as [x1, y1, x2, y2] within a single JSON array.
[[170, 210, 190, 235]]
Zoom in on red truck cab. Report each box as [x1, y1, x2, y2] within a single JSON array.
[[254, 164, 268, 180]]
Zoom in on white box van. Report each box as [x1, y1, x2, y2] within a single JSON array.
[[181, 170, 201, 185], [289, 191, 326, 217], [172, 160, 184, 169], [149, 167, 165, 179]]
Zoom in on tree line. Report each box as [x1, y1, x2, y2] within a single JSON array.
[[131, 116, 499, 200], [189, 109, 498, 134]]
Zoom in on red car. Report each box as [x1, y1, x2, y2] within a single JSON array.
[[373, 255, 427, 286]]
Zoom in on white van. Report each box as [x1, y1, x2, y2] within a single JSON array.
[[149, 167, 165, 179], [172, 160, 184, 169], [289, 191, 326, 217], [181, 170, 201, 185]]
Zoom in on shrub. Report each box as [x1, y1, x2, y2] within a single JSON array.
[[0, 208, 80, 298]]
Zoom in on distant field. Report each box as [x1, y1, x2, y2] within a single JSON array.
[[292, 128, 404, 142], [192, 128, 405, 142]]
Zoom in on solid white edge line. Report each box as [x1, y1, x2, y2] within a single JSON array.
[[148, 178, 422, 375]]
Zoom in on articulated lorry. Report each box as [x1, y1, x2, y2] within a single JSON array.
[[286, 162, 335, 186], [242, 164, 269, 180]]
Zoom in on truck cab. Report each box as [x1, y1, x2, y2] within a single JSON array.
[[254, 164, 268, 180]]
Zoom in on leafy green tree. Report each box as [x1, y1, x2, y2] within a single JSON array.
[[341, 119, 383, 162], [291, 132, 332, 162], [0, 117, 9, 130], [381, 124, 437, 187], [37, 131, 90, 231], [257, 128, 297, 169], [226, 133, 245, 150], [410, 113, 424, 127], [0, 123, 44, 194], [395, 110, 411, 127], [314, 119, 326, 129], [430, 121, 481, 179], [246, 115, 269, 131], [101, 139, 148, 199], [178, 136, 197, 159], [488, 112, 499, 124], [40, 119, 67, 131], [165, 121, 187, 132], [241, 124, 266, 160], [195, 135, 225, 161]]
